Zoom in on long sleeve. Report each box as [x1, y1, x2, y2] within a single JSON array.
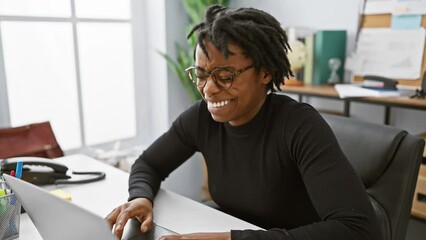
[[285, 106, 379, 239], [229, 101, 380, 240], [128, 102, 201, 202]]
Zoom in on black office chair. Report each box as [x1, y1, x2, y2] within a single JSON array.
[[323, 114, 424, 240]]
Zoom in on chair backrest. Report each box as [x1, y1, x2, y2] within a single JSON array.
[[0, 121, 63, 159], [323, 114, 424, 240]]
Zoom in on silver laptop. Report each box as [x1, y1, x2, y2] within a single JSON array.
[[3, 174, 176, 240]]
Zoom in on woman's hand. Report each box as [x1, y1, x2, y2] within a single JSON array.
[[159, 232, 231, 240], [105, 198, 154, 239]]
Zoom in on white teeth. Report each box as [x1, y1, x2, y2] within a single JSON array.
[[208, 100, 230, 108]]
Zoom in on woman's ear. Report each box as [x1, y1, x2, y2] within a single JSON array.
[[260, 68, 273, 85]]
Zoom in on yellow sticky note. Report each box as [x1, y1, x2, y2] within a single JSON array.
[[0, 189, 7, 197], [50, 189, 72, 201]]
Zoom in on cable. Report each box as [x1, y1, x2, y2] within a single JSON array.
[[54, 171, 106, 184]]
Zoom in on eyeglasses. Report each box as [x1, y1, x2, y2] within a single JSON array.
[[184, 64, 255, 89]]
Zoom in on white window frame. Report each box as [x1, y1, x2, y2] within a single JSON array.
[[0, 0, 169, 154]]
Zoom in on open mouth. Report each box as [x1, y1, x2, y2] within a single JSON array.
[[207, 99, 231, 108]]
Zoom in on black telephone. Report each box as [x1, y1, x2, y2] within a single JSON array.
[[1, 157, 105, 185]]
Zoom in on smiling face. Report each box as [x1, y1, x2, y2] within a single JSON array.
[[196, 40, 272, 126]]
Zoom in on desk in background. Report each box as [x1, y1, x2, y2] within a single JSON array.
[[18, 155, 260, 239], [280, 84, 426, 125]]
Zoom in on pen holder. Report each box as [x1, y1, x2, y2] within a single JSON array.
[[0, 193, 20, 240]]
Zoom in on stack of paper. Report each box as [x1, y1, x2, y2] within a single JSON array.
[[347, 28, 425, 80], [334, 84, 401, 98]]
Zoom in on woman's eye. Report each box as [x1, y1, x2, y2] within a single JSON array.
[[218, 77, 232, 82], [216, 72, 232, 80], [195, 70, 207, 77]]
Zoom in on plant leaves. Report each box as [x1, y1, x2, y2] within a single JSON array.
[[161, 0, 229, 102]]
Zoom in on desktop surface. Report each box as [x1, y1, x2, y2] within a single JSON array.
[[18, 154, 260, 239], [281, 84, 426, 109]]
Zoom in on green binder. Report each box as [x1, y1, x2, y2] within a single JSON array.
[[313, 30, 347, 85]]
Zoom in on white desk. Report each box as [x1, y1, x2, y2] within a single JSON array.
[[18, 155, 260, 239]]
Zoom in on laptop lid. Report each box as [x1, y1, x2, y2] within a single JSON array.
[[3, 174, 175, 240]]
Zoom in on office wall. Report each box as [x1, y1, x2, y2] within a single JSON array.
[[231, 0, 362, 53]]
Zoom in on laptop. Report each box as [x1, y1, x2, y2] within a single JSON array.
[[3, 174, 176, 240]]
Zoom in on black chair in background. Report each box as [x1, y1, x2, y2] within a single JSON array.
[[324, 115, 424, 240]]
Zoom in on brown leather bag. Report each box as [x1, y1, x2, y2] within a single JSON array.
[[0, 122, 64, 159]]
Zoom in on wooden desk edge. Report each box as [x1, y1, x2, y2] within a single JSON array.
[[280, 84, 426, 109]]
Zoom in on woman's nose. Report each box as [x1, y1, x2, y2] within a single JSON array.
[[202, 76, 221, 95]]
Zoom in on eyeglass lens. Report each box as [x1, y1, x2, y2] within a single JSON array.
[[188, 68, 234, 89]]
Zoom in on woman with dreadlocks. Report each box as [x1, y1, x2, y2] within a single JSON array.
[[107, 5, 380, 240]]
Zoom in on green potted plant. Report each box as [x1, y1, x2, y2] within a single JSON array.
[[160, 0, 230, 102]]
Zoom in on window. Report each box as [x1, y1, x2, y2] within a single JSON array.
[[0, 0, 154, 151]]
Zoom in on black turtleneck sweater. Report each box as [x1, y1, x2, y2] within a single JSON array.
[[128, 93, 380, 240]]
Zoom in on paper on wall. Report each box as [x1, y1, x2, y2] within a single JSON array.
[[365, 0, 426, 15], [351, 28, 425, 79]]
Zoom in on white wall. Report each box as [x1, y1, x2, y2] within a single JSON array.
[[144, 0, 169, 139], [231, 0, 363, 53]]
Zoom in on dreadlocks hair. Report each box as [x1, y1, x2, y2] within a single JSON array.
[[187, 4, 293, 92]]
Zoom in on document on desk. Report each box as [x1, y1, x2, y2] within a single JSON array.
[[350, 28, 425, 79], [334, 84, 401, 98]]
